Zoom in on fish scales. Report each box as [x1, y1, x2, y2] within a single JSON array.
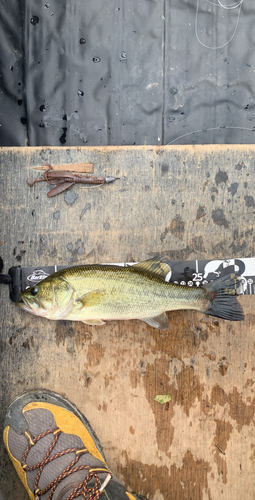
[[18, 258, 244, 329], [62, 265, 206, 320]]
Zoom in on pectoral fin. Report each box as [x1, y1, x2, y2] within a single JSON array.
[[75, 289, 106, 309], [141, 312, 169, 330], [81, 319, 106, 325]]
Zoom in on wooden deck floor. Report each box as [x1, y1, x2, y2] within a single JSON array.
[[0, 145, 255, 500]]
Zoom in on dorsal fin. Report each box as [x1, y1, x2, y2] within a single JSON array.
[[132, 257, 171, 280]]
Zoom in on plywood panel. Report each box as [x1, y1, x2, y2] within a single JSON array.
[[0, 145, 255, 500]]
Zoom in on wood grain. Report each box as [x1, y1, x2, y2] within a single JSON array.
[[29, 162, 94, 173], [0, 145, 255, 500]]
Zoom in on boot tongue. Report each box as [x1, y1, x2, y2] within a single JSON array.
[[31, 434, 85, 499], [39, 454, 101, 500], [52, 468, 112, 500], [22, 409, 110, 500], [54, 481, 82, 500]]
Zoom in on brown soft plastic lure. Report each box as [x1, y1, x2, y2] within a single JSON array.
[[27, 163, 118, 197]]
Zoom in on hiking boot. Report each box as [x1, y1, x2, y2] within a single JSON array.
[[3, 390, 147, 500]]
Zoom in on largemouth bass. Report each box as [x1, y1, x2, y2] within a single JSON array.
[[18, 258, 244, 329]]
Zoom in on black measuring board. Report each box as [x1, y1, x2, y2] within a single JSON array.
[[8, 258, 255, 302], [165, 258, 255, 295]]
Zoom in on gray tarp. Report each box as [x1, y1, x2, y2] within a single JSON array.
[[0, 0, 254, 146]]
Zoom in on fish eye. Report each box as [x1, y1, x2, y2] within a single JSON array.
[[30, 286, 39, 296]]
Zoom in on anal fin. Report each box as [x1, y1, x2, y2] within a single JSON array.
[[81, 319, 106, 325], [140, 312, 169, 330]]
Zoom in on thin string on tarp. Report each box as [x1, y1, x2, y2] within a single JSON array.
[[0, 257, 12, 284], [195, 0, 245, 50]]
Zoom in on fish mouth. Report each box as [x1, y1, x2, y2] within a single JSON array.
[[17, 295, 33, 311], [17, 294, 53, 318], [17, 296, 46, 316]]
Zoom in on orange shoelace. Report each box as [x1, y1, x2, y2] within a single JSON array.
[[21, 427, 111, 499]]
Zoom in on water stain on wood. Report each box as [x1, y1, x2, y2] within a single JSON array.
[[143, 356, 174, 456], [196, 204, 206, 220], [244, 195, 255, 207], [117, 450, 211, 500], [155, 236, 206, 261], [215, 169, 228, 186], [170, 215, 185, 240], [204, 386, 255, 432], [218, 363, 228, 376], [168, 365, 204, 417], [54, 321, 92, 348], [212, 240, 228, 256], [169, 451, 211, 500], [86, 341, 106, 367], [228, 182, 238, 196], [211, 209, 229, 228], [212, 419, 233, 456]]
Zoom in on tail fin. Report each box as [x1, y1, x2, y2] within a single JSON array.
[[202, 273, 244, 321]]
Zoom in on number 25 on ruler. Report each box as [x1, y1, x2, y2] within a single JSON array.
[[193, 273, 203, 282]]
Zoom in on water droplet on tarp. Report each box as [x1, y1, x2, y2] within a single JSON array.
[[30, 15, 39, 25], [120, 51, 127, 63], [93, 57, 101, 63], [79, 38, 86, 45]]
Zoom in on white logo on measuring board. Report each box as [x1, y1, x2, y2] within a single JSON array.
[[27, 270, 50, 282]]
